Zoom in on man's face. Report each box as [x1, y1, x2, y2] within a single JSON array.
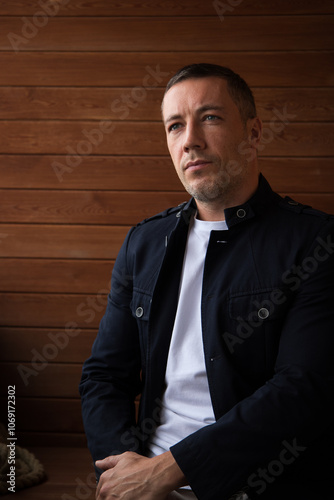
[[162, 77, 261, 208]]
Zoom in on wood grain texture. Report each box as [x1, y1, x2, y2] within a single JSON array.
[[0, 292, 108, 328], [0, 327, 96, 362], [0, 121, 333, 156], [1, 52, 333, 87], [0, 190, 190, 224], [1, 87, 333, 121], [0, 224, 129, 258], [0, 155, 333, 192], [1, 1, 333, 443], [2, 362, 83, 398], [0, 0, 333, 16], [0, 397, 85, 433], [0, 259, 114, 293], [2, 16, 333, 51], [0, 447, 95, 499], [0, 189, 333, 225]]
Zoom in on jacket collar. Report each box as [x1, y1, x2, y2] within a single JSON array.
[[178, 174, 281, 229]]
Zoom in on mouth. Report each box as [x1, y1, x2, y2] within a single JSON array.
[[185, 159, 212, 172]]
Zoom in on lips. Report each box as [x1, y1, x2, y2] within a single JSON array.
[[185, 159, 211, 171]]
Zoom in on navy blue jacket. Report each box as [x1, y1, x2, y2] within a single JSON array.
[[79, 175, 334, 499]]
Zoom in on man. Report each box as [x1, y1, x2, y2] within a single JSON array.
[[79, 64, 334, 500]]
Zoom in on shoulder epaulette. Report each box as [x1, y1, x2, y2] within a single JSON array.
[[136, 202, 188, 226], [279, 196, 333, 219]]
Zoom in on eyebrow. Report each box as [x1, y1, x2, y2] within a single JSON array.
[[163, 105, 226, 126]]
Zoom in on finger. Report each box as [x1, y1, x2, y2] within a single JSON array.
[[95, 454, 121, 470]]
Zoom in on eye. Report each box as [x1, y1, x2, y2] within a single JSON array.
[[168, 122, 182, 132], [204, 114, 220, 122]]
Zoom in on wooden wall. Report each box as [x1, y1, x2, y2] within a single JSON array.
[[0, 1, 333, 447]]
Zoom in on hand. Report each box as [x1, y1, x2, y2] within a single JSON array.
[[95, 450, 186, 500]]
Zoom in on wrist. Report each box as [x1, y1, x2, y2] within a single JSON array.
[[152, 451, 187, 493]]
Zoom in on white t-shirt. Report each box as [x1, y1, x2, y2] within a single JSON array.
[[148, 215, 228, 456]]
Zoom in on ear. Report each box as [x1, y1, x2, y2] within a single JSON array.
[[248, 117, 262, 149]]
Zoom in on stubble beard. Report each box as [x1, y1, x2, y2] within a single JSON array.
[[183, 164, 244, 204]]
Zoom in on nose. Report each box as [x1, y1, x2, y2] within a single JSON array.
[[183, 122, 206, 152]]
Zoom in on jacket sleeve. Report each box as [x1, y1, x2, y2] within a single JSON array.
[[79, 228, 142, 476], [170, 219, 334, 499]]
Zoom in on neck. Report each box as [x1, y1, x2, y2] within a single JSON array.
[[195, 174, 260, 221]]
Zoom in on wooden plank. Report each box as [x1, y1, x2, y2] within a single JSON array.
[[0, 51, 333, 87], [0, 398, 139, 434], [0, 121, 333, 156], [11, 482, 95, 500], [259, 158, 334, 193], [0, 0, 333, 16], [1, 362, 83, 398], [254, 88, 334, 123], [16, 432, 88, 448], [0, 86, 165, 120], [0, 397, 85, 433], [0, 259, 114, 293], [0, 155, 179, 190], [0, 190, 187, 224], [0, 292, 107, 328], [2, 16, 333, 52], [1, 155, 333, 192], [0, 327, 96, 362], [1, 87, 333, 122], [0, 224, 129, 259], [4, 447, 96, 499], [0, 120, 168, 155]]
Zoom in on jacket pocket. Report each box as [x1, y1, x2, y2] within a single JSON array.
[[224, 288, 290, 377], [229, 288, 289, 325], [130, 290, 152, 322]]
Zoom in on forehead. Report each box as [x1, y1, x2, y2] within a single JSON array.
[[162, 77, 237, 121]]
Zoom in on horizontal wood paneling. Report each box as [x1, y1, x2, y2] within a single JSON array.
[[0, 398, 85, 433], [0, 0, 333, 16], [0, 292, 108, 328], [0, 260, 114, 293], [0, 121, 333, 156], [2, 16, 333, 52], [0, 327, 96, 362], [0, 120, 168, 155], [0, 155, 179, 190], [0, 224, 129, 258], [0, 190, 186, 224], [0, 398, 139, 435], [2, 362, 82, 398], [1, 52, 333, 87], [0, 447, 95, 499], [1, 87, 333, 121], [1, 3, 332, 444], [14, 433, 88, 448], [1, 190, 333, 225], [1, 156, 333, 192]]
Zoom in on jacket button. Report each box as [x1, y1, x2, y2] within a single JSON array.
[[258, 307, 269, 319], [136, 307, 144, 318], [236, 208, 246, 218], [288, 200, 299, 206]]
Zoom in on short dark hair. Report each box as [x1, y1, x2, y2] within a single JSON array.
[[163, 63, 257, 124]]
